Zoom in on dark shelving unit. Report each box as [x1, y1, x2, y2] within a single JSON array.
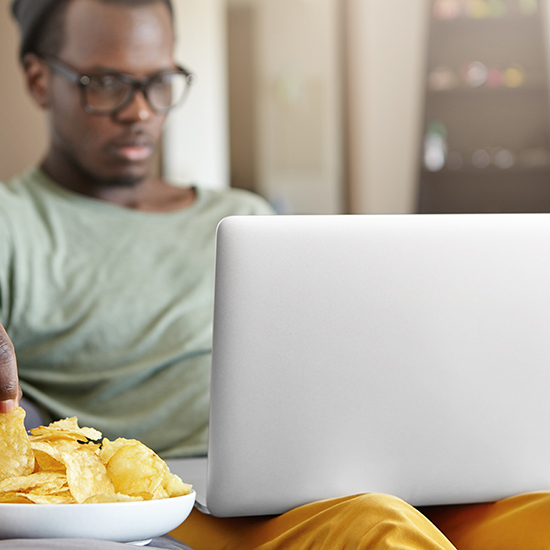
[[418, 0, 550, 213]]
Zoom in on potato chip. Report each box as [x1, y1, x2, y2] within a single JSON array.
[[0, 492, 33, 503], [99, 437, 137, 464], [0, 472, 67, 495], [104, 440, 167, 496], [32, 449, 65, 473], [152, 486, 169, 500], [0, 412, 192, 505], [30, 441, 66, 473], [60, 446, 115, 504], [30, 417, 102, 443], [30, 429, 97, 444], [41, 437, 86, 454], [24, 492, 76, 504], [132, 491, 154, 501], [30, 479, 69, 496], [0, 408, 35, 481], [49, 417, 100, 436], [83, 493, 143, 504], [48, 417, 81, 431], [161, 470, 193, 498]]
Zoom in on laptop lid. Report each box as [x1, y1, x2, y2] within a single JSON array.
[[205, 213, 550, 517]]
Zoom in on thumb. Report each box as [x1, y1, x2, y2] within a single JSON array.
[[0, 324, 21, 413]]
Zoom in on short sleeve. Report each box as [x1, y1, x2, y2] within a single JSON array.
[[224, 188, 277, 216], [248, 192, 276, 216]]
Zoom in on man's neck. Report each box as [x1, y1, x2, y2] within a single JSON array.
[[40, 155, 196, 213]]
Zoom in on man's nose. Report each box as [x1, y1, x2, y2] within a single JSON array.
[[115, 88, 154, 122]]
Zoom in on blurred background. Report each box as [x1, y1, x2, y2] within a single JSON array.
[[1, 0, 550, 214]]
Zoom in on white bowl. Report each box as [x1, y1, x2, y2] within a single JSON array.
[[0, 491, 195, 544]]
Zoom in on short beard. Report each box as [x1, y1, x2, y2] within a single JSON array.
[[91, 173, 147, 188], [69, 154, 149, 189]]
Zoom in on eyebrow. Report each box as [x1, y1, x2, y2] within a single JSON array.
[[82, 65, 178, 76]]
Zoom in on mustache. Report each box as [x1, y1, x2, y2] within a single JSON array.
[[107, 132, 158, 150]]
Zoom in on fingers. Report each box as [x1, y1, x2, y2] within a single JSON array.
[[0, 324, 21, 413]]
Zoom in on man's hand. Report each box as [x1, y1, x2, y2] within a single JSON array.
[[0, 324, 21, 413]]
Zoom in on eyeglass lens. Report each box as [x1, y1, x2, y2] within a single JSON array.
[[84, 72, 190, 114]]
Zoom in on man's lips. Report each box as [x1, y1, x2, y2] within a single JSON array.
[[108, 142, 155, 162]]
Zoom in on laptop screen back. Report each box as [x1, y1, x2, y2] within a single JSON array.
[[206, 214, 550, 517]]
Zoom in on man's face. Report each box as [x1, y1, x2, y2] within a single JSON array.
[[46, 0, 175, 186]]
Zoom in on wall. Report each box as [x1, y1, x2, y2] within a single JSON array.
[[163, 0, 230, 189], [226, 0, 344, 214], [252, 0, 344, 214], [227, 0, 430, 214], [0, 0, 48, 183], [542, 0, 550, 124], [227, 3, 257, 193], [346, 0, 430, 214]]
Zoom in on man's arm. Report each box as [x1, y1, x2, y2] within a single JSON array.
[[0, 323, 21, 413]]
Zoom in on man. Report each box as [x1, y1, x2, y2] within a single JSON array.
[[2, 0, 273, 459], [1, 1, 550, 549]]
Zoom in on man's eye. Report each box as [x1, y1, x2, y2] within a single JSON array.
[[89, 76, 125, 94], [151, 74, 173, 89]]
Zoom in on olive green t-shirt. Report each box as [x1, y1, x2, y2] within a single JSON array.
[[0, 168, 273, 458]]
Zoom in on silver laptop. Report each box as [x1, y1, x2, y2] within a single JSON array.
[[169, 213, 550, 517]]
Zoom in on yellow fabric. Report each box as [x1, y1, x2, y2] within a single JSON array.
[[171, 493, 456, 550], [170, 492, 550, 549], [421, 491, 550, 550]]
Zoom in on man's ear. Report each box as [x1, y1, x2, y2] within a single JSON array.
[[22, 53, 51, 110]]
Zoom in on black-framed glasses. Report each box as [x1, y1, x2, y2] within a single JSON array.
[[44, 55, 196, 116]]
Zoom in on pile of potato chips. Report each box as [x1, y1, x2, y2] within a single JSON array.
[[0, 408, 192, 504]]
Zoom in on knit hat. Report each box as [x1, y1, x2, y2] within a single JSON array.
[[11, 0, 174, 60], [11, 0, 64, 59]]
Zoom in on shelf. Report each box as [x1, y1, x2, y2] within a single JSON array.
[[431, 15, 540, 27], [427, 15, 546, 67], [419, 0, 550, 214], [426, 84, 547, 97], [421, 164, 550, 176], [418, 168, 550, 213]]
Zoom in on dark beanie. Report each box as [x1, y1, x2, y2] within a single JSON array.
[[11, 0, 65, 60], [10, 0, 174, 60]]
